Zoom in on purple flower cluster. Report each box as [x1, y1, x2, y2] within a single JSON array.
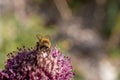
[[0, 43, 74, 80]]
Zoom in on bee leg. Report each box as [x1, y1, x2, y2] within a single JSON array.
[[36, 42, 41, 50]]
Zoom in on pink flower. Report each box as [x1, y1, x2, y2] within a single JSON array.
[[0, 42, 74, 80]]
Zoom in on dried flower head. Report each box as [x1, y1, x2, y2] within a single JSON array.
[[0, 37, 74, 80]]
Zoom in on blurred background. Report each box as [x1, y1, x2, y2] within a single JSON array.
[[0, 0, 120, 80]]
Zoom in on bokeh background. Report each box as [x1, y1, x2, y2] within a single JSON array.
[[0, 0, 120, 80]]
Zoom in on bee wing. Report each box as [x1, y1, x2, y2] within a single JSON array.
[[44, 35, 51, 40], [36, 34, 42, 40], [36, 34, 51, 42]]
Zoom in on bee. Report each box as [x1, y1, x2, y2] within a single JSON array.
[[36, 34, 51, 49]]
